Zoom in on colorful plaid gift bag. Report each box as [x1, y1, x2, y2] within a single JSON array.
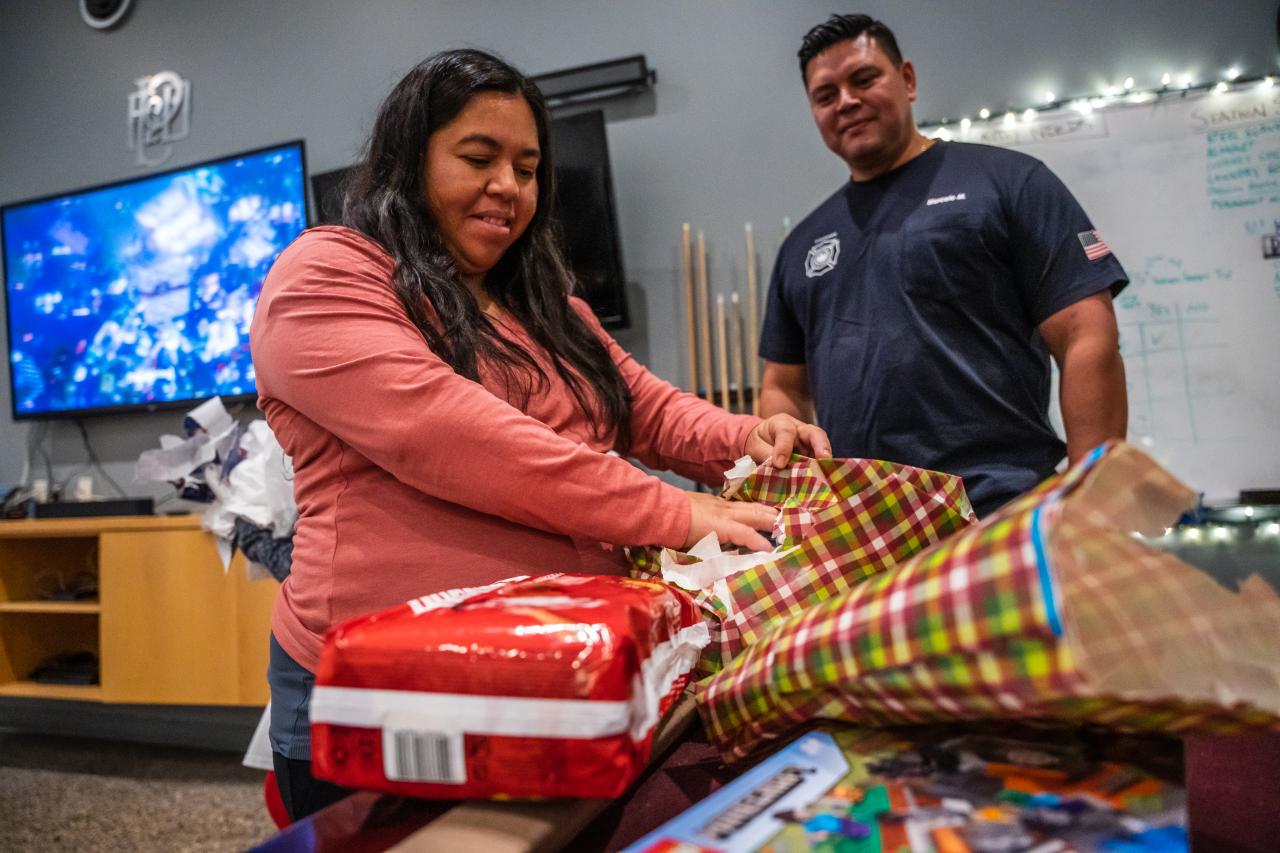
[[630, 455, 976, 674], [697, 441, 1280, 762]]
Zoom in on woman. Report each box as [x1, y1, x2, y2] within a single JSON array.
[[251, 48, 830, 819]]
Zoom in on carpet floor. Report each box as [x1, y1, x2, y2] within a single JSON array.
[[0, 731, 277, 852]]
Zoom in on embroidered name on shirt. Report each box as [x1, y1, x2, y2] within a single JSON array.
[[926, 193, 967, 206]]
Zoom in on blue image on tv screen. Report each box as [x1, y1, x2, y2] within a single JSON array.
[[1, 142, 308, 418]]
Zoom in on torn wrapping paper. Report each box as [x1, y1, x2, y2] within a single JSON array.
[[719, 453, 758, 496], [631, 455, 976, 675], [202, 420, 297, 577], [657, 532, 798, 615], [135, 432, 219, 484], [134, 397, 296, 577], [310, 574, 707, 800], [204, 420, 296, 537], [697, 442, 1280, 763], [133, 396, 239, 492]]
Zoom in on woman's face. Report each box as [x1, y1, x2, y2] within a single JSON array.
[[424, 91, 540, 288]]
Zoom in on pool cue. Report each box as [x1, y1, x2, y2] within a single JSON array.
[[730, 292, 745, 413], [681, 223, 697, 394], [716, 293, 730, 411], [744, 223, 761, 415], [696, 230, 713, 403]]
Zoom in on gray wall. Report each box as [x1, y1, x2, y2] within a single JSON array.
[[0, 0, 1275, 496]]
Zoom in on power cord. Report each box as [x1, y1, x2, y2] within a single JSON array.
[[74, 419, 128, 498], [4, 422, 56, 512], [24, 420, 54, 489]]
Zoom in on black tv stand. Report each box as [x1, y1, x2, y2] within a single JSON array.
[[31, 498, 155, 519]]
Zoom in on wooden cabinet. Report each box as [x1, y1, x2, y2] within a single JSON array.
[[0, 515, 277, 705]]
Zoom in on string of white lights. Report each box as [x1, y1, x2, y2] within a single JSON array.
[[1162, 519, 1280, 543], [919, 68, 1276, 138]]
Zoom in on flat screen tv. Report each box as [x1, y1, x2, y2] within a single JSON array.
[[550, 110, 629, 329], [1, 140, 309, 419], [311, 108, 628, 328]]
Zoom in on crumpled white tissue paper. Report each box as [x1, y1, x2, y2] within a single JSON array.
[[135, 397, 296, 578], [657, 456, 795, 616]]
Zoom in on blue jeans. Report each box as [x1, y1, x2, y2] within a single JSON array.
[[267, 633, 351, 820], [267, 633, 316, 760]]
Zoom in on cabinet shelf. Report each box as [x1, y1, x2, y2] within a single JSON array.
[[0, 680, 103, 701], [0, 514, 201, 539], [0, 515, 277, 707], [0, 599, 100, 615]]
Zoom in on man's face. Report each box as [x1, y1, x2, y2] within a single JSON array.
[[804, 34, 918, 179]]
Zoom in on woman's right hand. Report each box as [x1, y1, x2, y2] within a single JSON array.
[[684, 491, 777, 553]]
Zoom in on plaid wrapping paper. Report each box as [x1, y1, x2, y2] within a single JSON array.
[[697, 442, 1280, 761], [630, 455, 975, 674], [736, 456, 974, 548]]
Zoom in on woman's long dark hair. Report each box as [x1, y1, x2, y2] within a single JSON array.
[[343, 49, 632, 450]]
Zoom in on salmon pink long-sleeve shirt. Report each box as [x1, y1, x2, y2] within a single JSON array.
[[252, 227, 758, 671]]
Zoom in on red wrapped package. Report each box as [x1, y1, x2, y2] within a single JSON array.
[[309, 573, 708, 799]]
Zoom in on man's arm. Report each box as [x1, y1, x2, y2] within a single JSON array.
[[1038, 290, 1127, 464], [758, 361, 815, 421]]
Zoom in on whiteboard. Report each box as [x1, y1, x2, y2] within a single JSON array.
[[971, 87, 1280, 501]]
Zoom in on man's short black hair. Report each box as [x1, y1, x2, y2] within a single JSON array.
[[798, 14, 903, 83]]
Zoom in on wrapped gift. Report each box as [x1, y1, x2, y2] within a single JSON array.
[[697, 442, 1280, 761], [309, 574, 707, 799], [631, 455, 975, 674]]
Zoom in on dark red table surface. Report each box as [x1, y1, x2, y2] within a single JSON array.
[[253, 726, 1280, 853]]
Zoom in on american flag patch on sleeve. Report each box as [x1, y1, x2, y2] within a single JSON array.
[[1077, 229, 1112, 261]]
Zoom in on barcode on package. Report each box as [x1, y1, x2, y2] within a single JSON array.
[[383, 729, 466, 784]]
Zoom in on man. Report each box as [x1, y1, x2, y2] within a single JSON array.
[[759, 14, 1127, 516]]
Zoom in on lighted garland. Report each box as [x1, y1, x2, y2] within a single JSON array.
[[920, 69, 1276, 139]]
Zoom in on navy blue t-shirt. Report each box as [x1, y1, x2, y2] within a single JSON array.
[[760, 141, 1127, 516]]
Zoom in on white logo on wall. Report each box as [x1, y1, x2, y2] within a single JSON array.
[[805, 232, 840, 278], [128, 71, 191, 167]]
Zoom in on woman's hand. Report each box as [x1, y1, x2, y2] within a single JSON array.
[[744, 414, 832, 468], [685, 492, 778, 552]]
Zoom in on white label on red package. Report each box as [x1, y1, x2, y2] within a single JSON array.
[[383, 727, 466, 784], [404, 576, 528, 616]]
